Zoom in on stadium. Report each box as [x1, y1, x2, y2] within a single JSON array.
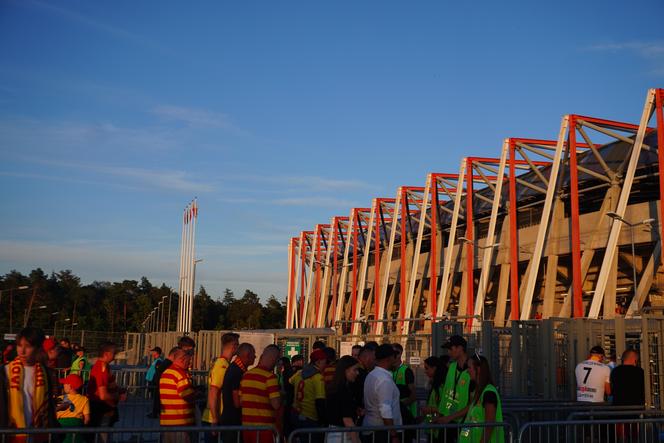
[[287, 88, 664, 336]]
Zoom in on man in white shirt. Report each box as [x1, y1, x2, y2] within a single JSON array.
[[363, 344, 402, 443], [575, 346, 611, 402]]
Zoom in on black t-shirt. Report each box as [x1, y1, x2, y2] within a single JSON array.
[[326, 384, 358, 427], [611, 365, 645, 406], [56, 348, 73, 369], [351, 366, 369, 407], [220, 362, 245, 425]]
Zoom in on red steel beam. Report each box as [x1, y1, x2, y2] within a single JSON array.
[[508, 141, 520, 321], [657, 90, 664, 264], [288, 237, 298, 328]]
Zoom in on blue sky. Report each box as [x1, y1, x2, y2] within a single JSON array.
[[1, 0, 662, 302]]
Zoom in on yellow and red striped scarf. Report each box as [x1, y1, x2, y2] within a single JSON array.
[[7, 357, 48, 440]]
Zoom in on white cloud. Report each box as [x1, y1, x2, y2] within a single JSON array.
[[585, 41, 664, 74], [22, 0, 167, 54], [11, 158, 215, 193], [229, 174, 378, 192], [152, 105, 247, 136], [271, 196, 359, 207]]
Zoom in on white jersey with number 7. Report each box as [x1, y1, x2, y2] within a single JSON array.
[[575, 359, 611, 402]]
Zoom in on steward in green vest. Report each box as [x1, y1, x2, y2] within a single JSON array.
[[391, 344, 417, 421], [459, 355, 504, 443], [437, 335, 471, 423]]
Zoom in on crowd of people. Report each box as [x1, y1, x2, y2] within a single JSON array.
[[0, 327, 125, 443], [1, 325, 647, 443], [141, 333, 505, 443]]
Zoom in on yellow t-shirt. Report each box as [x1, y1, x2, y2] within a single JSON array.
[[56, 393, 90, 420], [289, 370, 303, 412], [297, 372, 326, 421], [202, 356, 230, 423]]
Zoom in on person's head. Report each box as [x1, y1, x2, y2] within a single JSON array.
[[167, 346, 179, 360], [468, 354, 493, 401], [589, 346, 605, 361], [323, 347, 337, 365], [259, 344, 281, 371], [16, 327, 45, 366], [221, 333, 240, 356], [425, 356, 447, 390], [375, 344, 398, 371], [424, 356, 439, 379], [177, 336, 196, 351], [60, 338, 71, 349], [442, 335, 467, 361], [351, 345, 362, 359], [98, 341, 117, 363], [291, 354, 304, 369], [60, 374, 83, 395], [310, 349, 328, 370], [43, 338, 58, 361], [171, 348, 193, 370], [312, 340, 326, 351], [150, 346, 162, 359], [330, 356, 359, 394], [392, 343, 404, 366], [75, 346, 85, 357], [278, 357, 292, 373], [236, 343, 256, 367], [358, 346, 376, 371], [621, 349, 639, 366], [363, 341, 379, 352]]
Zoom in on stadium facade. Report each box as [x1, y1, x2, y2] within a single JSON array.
[[286, 88, 664, 335]]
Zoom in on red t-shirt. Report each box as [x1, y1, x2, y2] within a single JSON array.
[[87, 360, 114, 403]]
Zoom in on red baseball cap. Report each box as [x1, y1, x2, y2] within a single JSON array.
[[60, 374, 84, 391], [43, 338, 57, 352]]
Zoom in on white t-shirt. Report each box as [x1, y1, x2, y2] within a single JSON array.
[[4, 364, 36, 425], [575, 359, 610, 402]]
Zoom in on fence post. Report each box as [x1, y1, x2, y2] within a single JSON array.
[[481, 321, 493, 365], [511, 321, 522, 397], [642, 317, 652, 408], [540, 319, 553, 400], [615, 316, 626, 363]]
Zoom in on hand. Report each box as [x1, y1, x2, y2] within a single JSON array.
[[56, 403, 69, 412]]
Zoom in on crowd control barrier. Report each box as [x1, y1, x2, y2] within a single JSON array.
[[518, 418, 664, 443], [288, 423, 513, 443], [0, 425, 279, 443]]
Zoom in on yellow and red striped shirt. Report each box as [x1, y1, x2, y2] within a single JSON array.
[[323, 364, 336, 386], [240, 366, 280, 426], [159, 367, 195, 426]]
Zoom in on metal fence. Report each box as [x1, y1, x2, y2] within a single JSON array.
[[432, 316, 664, 406], [11, 410, 664, 442]]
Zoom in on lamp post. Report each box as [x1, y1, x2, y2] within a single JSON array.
[[1, 285, 30, 334], [54, 318, 71, 339], [606, 212, 655, 307]]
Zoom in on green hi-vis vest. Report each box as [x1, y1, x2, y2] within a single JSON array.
[[425, 385, 445, 437], [393, 364, 417, 418], [441, 361, 471, 422], [458, 384, 504, 443]]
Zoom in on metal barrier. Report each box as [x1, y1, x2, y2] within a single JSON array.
[[288, 422, 513, 443], [567, 409, 664, 420], [0, 425, 278, 443], [504, 403, 645, 425], [518, 418, 664, 443]]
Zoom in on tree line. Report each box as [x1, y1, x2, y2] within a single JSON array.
[[0, 268, 286, 335]]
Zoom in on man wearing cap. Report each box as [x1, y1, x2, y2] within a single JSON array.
[[57, 373, 90, 442], [294, 348, 328, 441], [576, 346, 611, 402], [436, 335, 471, 442], [363, 344, 402, 443], [146, 346, 163, 410]]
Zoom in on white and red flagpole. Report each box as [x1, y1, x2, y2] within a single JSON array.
[[177, 198, 199, 333]]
